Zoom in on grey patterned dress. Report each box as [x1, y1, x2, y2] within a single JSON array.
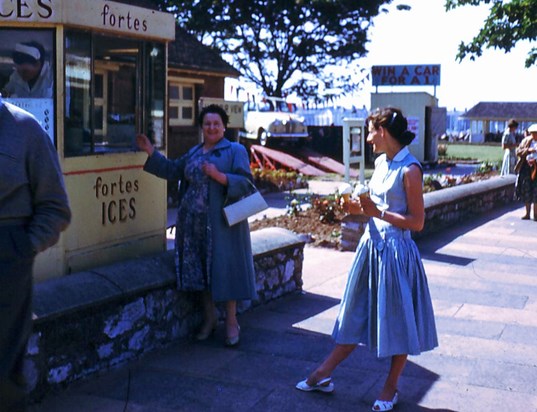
[[175, 149, 213, 290]]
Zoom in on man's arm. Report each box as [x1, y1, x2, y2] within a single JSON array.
[[25, 118, 71, 253]]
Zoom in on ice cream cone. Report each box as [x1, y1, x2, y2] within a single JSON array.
[[338, 183, 353, 204], [353, 183, 369, 199]]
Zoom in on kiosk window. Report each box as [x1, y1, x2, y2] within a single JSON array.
[[0, 29, 55, 143], [65, 31, 166, 156], [168, 81, 195, 126]]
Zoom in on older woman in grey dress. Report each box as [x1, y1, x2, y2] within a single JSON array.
[[296, 107, 437, 411], [136, 105, 256, 347]]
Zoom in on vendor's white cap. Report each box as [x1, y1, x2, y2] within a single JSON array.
[[15, 43, 41, 61], [528, 123, 537, 133]]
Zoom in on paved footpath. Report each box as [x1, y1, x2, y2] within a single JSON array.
[[34, 202, 537, 412]]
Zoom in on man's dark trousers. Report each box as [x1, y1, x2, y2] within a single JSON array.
[[0, 225, 34, 412]]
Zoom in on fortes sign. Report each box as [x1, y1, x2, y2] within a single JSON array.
[[0, 0, 175, 41], [372, 65, 441, 87]]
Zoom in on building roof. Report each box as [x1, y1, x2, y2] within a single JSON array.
[[168, 28, 240, 78], [462, 102, 537, 121]]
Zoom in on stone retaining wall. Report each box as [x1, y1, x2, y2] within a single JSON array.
[[27, 227, 304, 400], [340, 176, 516, 250], [418, 175, 516, 238]]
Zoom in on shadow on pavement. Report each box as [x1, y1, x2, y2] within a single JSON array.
[[417, 202, 521, 264], [238, 291, 446, 411]]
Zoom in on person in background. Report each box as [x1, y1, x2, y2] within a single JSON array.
[[0, 97, 71, 411], [296, 107, 438, 412], [500, 119, 518, 176], [514, 123, 537, 220], [2, 41, 53, 98], [136, 105, 257, 347]]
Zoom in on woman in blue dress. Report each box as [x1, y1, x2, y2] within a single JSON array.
[[296, 107, 438, 411], [136, 105, 257, 347]]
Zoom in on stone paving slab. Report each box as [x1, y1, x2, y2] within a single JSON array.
[[429, 284, 528, 309], [33, 203, 537, 411], [424, 267, 537, 293], [434, 316, 505, 340], [501, 323, 537, 345], [453, 303, 537, 327]]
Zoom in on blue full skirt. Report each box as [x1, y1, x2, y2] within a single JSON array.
[[332, 226, 438, 358]]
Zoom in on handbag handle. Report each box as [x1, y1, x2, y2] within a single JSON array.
[[223, 179, 258, 207]]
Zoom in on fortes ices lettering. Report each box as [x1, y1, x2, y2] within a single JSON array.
[[101, 4, 148, 32], [0, 0, 53, 19]]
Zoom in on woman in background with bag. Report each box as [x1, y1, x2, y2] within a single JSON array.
[[136, 104, 257, 347], [514, 123, 537, 220]]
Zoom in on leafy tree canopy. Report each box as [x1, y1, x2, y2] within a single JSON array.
[[446, 0, 537, 67], [153, 0, 394, 102]]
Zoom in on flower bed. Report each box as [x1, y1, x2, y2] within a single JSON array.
[[252, 168, 308, 193], [251, 167, 509, 249], [424, 162, 499, 193]]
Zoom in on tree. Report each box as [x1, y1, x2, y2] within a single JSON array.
[[446, 0, 537, 67], [153, 0, 395, 102]]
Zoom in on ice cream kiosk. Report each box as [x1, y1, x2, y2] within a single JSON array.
[[370, 64, 444, 164], [0, 0, 176, 280]]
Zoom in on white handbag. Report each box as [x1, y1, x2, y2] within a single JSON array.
[[223, 185, 268, 226]]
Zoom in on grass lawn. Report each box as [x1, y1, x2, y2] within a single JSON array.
[[441, 143, 503, 163]]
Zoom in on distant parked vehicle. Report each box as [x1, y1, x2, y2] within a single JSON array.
[[239, 97, 309, 146]]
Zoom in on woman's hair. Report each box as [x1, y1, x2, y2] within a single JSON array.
[[507, 118, 519, 129], [367, 107, 415, 146], [198, 104, 229, 128]]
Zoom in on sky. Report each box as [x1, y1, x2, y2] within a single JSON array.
[[357, 0, 537, 112], [226, 0, 536, 113]]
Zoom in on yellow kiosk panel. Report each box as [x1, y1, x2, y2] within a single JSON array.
[[1, 0, 175, 279]]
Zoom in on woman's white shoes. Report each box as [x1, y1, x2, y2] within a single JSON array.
[[224, 325, 240, 347], [372, 391, 399, 411], [296, 377, 399, 409], [295, 377, 334, 393]]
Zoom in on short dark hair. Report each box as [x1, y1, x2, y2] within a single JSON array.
[[198, 104, 229, 128], [507, 119, 519, 128]]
